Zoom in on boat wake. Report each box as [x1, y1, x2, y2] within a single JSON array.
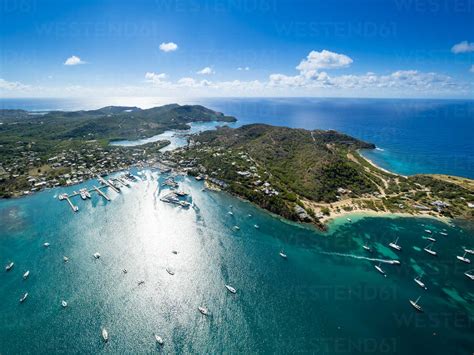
[[319, 251, 397, 264]]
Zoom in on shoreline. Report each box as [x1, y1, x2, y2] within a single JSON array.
[[357, 149, 408, 178]]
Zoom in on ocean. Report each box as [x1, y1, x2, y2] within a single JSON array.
[[0, 98, 473, 354]]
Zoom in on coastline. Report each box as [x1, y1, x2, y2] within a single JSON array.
[[358, 149, 407, 178]]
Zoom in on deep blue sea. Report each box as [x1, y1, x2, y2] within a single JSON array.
[[1, 97, 473, 178], [0, 98, 473, 354]]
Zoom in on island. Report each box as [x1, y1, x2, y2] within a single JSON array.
[[168, 124, 474, 229], [1, 104, 473, 230], [0, 104, 235, 197]]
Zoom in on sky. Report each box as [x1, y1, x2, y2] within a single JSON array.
[[0, 0, 473, 98]]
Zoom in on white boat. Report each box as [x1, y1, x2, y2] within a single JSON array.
[[456, 251, 471, 264], [347, 218, 352, 222], [23, 270, 30, 279], [93, 252, 101, 259], [426, 237, 436, 242], [362, 241, 372, 252], [61, 300, 68, 308], [389, 260, 401, 265], [279, 250, 287, 259], [225, 285, 237, 294], [166, 267, 175, 275], [374, 263, 386, 276], [439, 232, 448, 236], [233, 226, 240, 230], [424, 229, 432, 234], [122, 269, 127, 274], [19, 292, 28, 303], [254, 224, 260, 229], [63, 256, 69, 262], [409, 296, 423, 312], [198, 306, 209, 316], [43, 242, 50, 247], [464, 248, 474, 255], [389, 237, 402, 251], [102, 328, 109, 342], [154, 334, 164, 345], [80, 190, 87, 200], [5, 262, 14, 271], [84, 190, 91, 199], [464, 270, 474, 280], [423, 243, 437, 256], [414, 275, 427, 290]]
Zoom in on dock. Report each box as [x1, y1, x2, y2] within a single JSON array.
[[64, 195, 79, 212], [94, 186, 110, 201]]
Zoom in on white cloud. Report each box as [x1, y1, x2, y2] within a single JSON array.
[[159, 42, 178, 52], [451, 41, 474, 54], [64, 55, 86, 66], [0, 78, 31, 91], [296, 50, 353, 79], [144, 72, 169, 85], [197, 67, 214, 75], [237, 66, 250, 71]]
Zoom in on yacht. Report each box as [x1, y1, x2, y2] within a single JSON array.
[[389, 237, 402, 251], [362, 241, 372, 252], [464, 270, 474, 280], [63, 256, 69, 262], [389, 260, 401, 265], [101, 328, 109, 342], [5, 262, 14, 271], [19, 292, 28, 303], [426, 237, 436, 242], [225, 285, 237, 294], [414, 275, 427, 290], [198, 306, 209, 316], [61, 300, 68, 308], [154, 334, 164, 345], [464, 248, 474, 255], [23, 270, 30, 279], [439, 232, 448, 236], [228, 211, 234, 216], [166, 267, 175, 276], [424, 229, 432, 234], [347, 218, 352, 222], [456, 251, 471, 264], [80, 190, 87, 200], [233, 226, 240, 230], [279, 250, 288, 259], [43, 242, 50, 247], [409, 296, 423, 312], [93, 252, 101, 259], [423, 243, 437, 256], [254, 224, 260, 229], [374, 263, 386, 276]]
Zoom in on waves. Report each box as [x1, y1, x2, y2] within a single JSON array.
[[319, 251, 397, 264]]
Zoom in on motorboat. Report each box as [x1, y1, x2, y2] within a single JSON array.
[[154, 334, 164, 345], [279, 250, 287, 259], [423, 243, 437, 256], [426, 237, 436, 242], [464, 248, 474, 255], [172, 250, 178, 255], [166, 267, 175, 276], [254, 224, 260, 229], [347, 218, 352, 222], [122, 269, 127, 274], [63, 256, 69, 262], [43, 242, 50, 247], [198, 306, 209, 316], [225, 285, 237, 294], [228, 211, 234, 216], [5, 262, 14, 271], [93, 252, 101, 259], [409, 296, 423, 312], [464, 270, 474, 280], [439, 232, 448, 236], [19, 292, 28, 303], [102, 328, 109, 342], [456, 251, 471, 264], [61, 300, 68, 308], [424, 229, 432, 234], [389, 237, 402, 251], [362, 241, 372, 252], [23, 270, 30, 279]]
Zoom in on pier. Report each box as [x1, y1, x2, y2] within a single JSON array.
[[58, 173, 137, 212]]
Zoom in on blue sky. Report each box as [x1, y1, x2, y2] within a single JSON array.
[[1, 0, 473, 98]]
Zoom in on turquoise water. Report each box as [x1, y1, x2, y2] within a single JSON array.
[[1, 170, 473, 354]]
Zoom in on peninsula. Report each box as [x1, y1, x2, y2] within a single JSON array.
[[169, 124, 474, 229]]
